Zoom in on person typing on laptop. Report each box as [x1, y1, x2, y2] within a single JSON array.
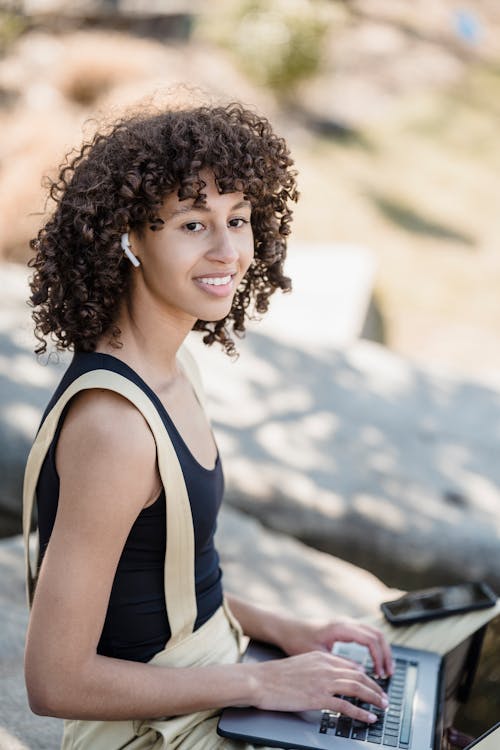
[[24, 98, 394, 750], [23, 94, 498, 750]]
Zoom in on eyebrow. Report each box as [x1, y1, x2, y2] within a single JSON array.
[[166, 198, 251, 220]]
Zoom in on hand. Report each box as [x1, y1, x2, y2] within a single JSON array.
[[277, 617, 393, 680], [249, 651, 388, 724]]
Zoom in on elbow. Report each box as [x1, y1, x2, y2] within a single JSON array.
[[26, 681, 56, 717], [26, 681, 76, 719], [26, 676, 64, 718], [25, 662, 75, 718], [27, 693, 52, 717]]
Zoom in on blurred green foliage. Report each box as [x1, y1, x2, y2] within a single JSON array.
[[0, 11, 26, 57], [197, 0, 334, 98]]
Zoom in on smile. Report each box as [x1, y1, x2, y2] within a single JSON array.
[[198, 275, 232, 286], [194, 273, 236, 298]]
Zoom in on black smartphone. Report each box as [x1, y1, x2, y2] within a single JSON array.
[[381, 581, 497, 626]]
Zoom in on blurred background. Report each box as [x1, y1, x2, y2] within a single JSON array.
[[1, 0, 499, 741], [1, 0, 499, 383]]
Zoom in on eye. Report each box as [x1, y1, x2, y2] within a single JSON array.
[[228, 217, 250, 228], [184, 221, 204, 232]]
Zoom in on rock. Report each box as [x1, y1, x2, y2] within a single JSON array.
[[0, 535, 62, 750], [0, 509, 395, 750], [218, 505, 395, 621], [0, 263, 68, 534], [188, 327, 500, 592]]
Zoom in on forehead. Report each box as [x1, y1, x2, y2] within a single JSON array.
[[161, 172, 249, 217]]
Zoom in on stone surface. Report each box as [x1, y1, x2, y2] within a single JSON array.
[[0, 510, 395, 750], [188, 328, 500, 591], [0, 535, 62, 750], [0, 263, 68, 532]]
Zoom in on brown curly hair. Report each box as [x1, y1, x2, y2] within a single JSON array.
[[29, 102, 298, 356]]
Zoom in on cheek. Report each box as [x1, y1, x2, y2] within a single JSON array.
[[241, 236, 255, 274]]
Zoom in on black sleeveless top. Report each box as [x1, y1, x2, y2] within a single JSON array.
[[36, 351, 224, 663]]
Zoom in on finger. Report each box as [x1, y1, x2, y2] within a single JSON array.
[[331, 623, 386, 678], [355, 627, 389, 679], [327, 696, 379, 725], [328, 654, 365, 672], [333, 678, 389, 711], [334, 667, 386, 697], [379, 633, 393, 677], [366, 625, 394, 677], [359, 624, 394, 678]]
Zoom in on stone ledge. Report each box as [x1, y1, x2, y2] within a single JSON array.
[[187, 328, 500, 592]]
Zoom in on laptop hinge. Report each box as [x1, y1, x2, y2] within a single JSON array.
[[434, 656, 446, 750]]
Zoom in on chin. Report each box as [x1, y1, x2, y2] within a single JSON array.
[[197, 302, 234, 324]]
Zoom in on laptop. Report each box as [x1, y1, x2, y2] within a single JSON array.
[[218, 639, 444, 749], [464, 723, 500, 750]]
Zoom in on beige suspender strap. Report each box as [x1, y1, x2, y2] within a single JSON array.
[[23, 366, 198, 645]]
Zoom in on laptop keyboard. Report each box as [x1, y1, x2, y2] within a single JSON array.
[[318, 657, 418, 747]]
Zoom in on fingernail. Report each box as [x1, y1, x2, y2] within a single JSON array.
[[368, 713, 378, 723], [381, 697, 389, 708]]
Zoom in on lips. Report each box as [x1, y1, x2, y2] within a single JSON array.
[[193, 272, 236, 297]]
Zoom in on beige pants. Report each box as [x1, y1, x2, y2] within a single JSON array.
[[61, 600, 500, 750], [61, 603, 271, 750]]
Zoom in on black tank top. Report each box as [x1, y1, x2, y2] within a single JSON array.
[[36, 351, 224, 663]]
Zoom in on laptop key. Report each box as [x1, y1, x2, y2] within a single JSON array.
[[351, 726, 368, 741], [399, 664, 418, 746], [351, 720, 368, 741], [383, 737, 398, 747], [384, 728, 399, 737], [335, 717, 352, 738], [385, 722, 401, 732]]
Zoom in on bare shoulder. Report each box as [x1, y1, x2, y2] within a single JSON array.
[[59, 387, 155, 458], [55, 387, 159, 514]]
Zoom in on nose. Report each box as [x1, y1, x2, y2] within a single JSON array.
[[207, 225, 239, 264]]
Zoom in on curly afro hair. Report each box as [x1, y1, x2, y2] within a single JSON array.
[[29, 101, 298, 356]]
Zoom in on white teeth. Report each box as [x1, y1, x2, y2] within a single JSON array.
[[198, 276, 231, 286]]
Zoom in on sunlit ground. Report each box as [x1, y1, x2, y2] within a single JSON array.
[[290, 62, 500, 385]]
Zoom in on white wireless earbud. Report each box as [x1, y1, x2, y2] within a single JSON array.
[[121, 232, 141, 268]]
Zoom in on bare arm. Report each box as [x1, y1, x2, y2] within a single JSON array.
[[25, 389, 260, 719], [25, 390, 386, 724]]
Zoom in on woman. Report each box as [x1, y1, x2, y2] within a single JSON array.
[[23, 101, 394, 749]]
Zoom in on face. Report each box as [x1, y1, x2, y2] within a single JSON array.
[[130, 171, 254, 326]]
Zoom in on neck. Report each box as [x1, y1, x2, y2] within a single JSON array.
[[97, 292, 196, 384]]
